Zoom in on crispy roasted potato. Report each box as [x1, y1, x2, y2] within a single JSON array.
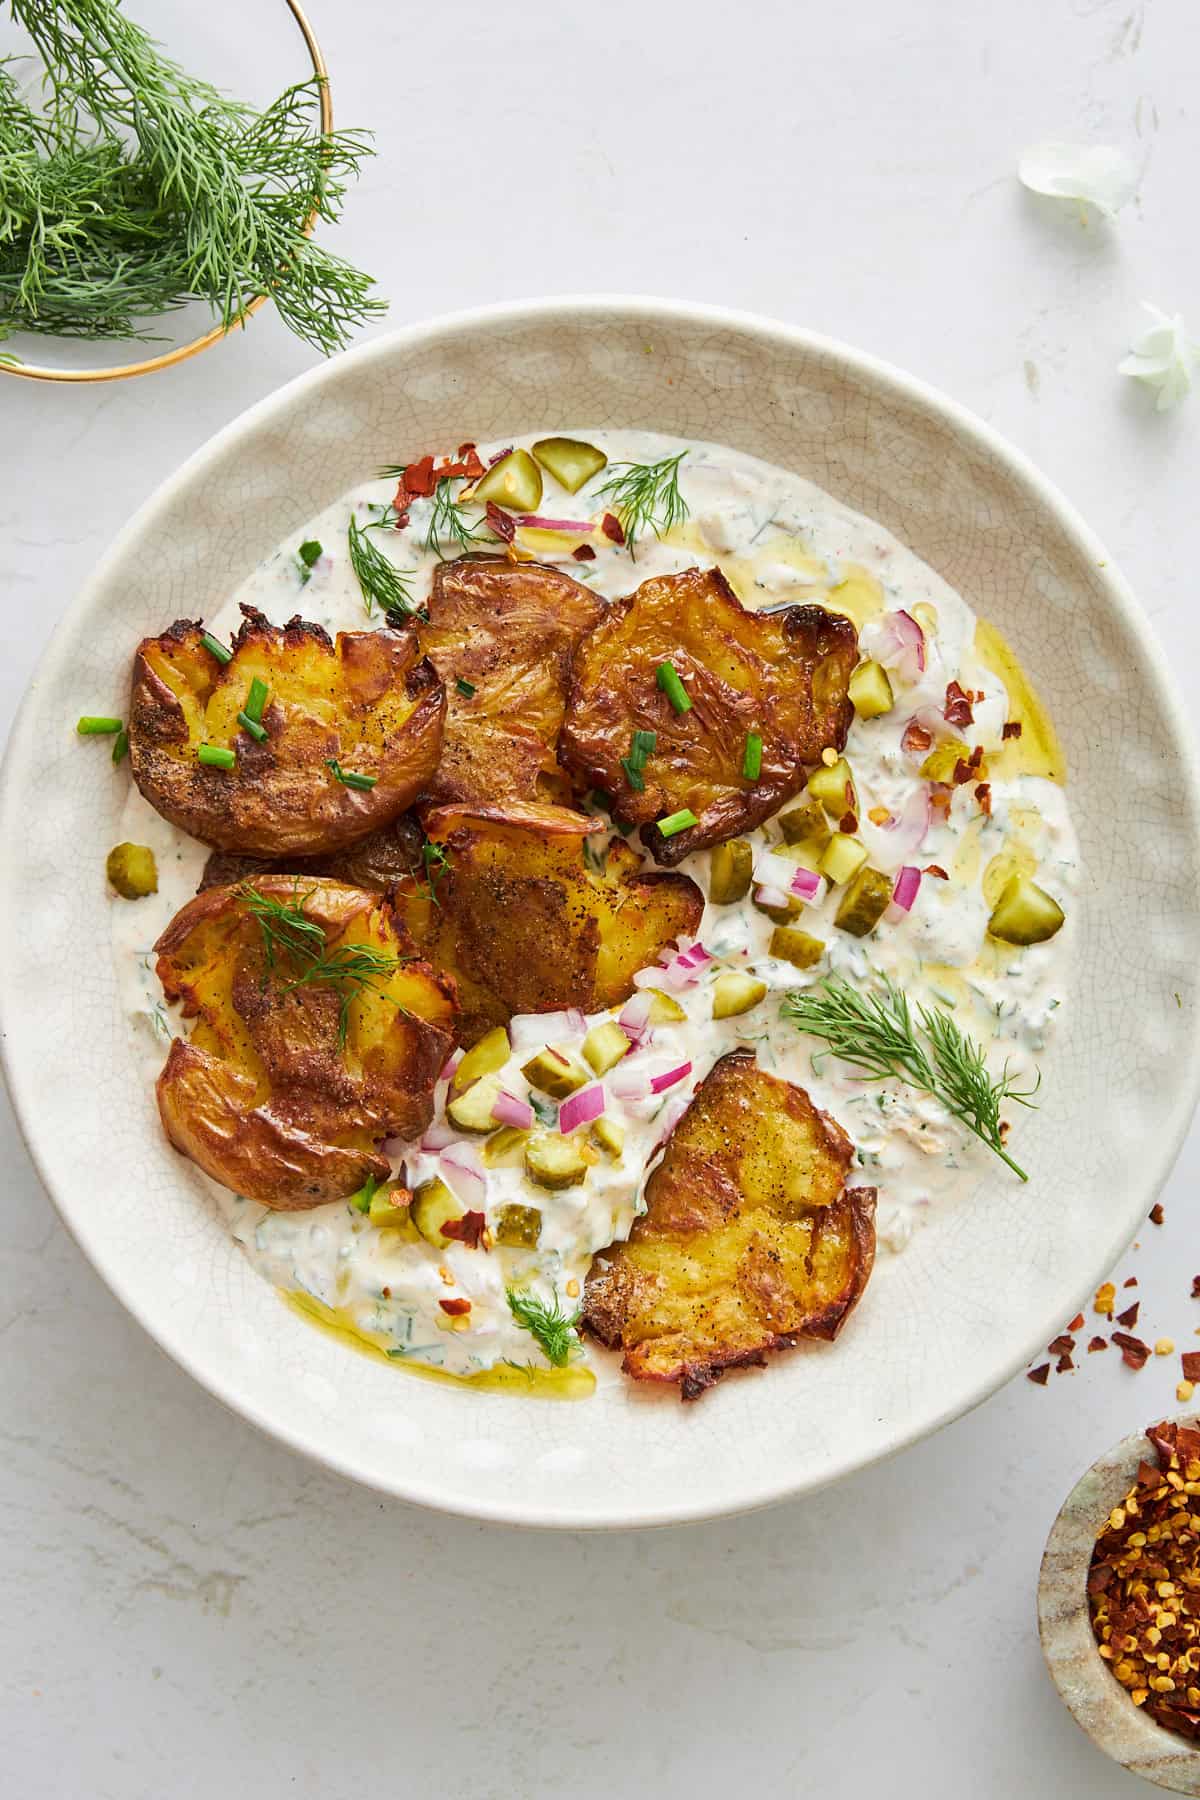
[[558, 567, 859, 864], [129, 606, 445, 856], [418, 557, 604, 806], [392, 801, 703, 1046], [583, 1049, 876, 1399], [198, 814, 426, 895], [154, 876, 457, 1209]]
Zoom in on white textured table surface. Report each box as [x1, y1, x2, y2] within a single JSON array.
[[2, 2, 1198, 1794]]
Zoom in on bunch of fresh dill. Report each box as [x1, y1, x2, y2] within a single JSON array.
[[0, 0, 384, 352]]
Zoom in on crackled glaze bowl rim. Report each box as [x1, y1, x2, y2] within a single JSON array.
[[1040, 1421, 1200, 1793], [3, 296, 1200, 1529]]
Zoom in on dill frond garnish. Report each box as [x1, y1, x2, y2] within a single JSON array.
[[347, 514, 417, 619], [781, 972, 1039, 1181], [422, 476, 493, 559], [0, 2, 383, 352], [239, 880, 406, 1049], [505, 1287, 582, 1367], [594, 451, 689, 551], [416, 838, 452, 906]]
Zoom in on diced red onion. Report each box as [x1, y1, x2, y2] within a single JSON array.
[[437, 1144, 487, 1208], [517, 515, 595, 533], [892, 866, 922, 912], [491, 1088, 534, 1131], [619, 991, 654, 1043], [610, 1061, 652, 1101], [754, 882, 791, 910], [650, 941, 713, 991], [755, 848, 799, 893], [876, 609, 927, 684], [675, 942, 712, 969], [558, 1083, 605, 1133], [789, 866, 826, 904], [419, 1119, 456, 1152], [439, 1047, 464, 1083], [565, 1007, 588, 1036], [507, 1009, 586, 1053], [650, 1060, 692, 1095]]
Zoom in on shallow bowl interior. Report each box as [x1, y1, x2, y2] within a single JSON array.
[[3, 297, 1198, 1528]]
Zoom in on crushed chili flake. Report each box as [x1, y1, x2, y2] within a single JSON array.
[[601, 511, 625, 545], [1096, 1282, 1117, 1315], [943, 680, 974, 727], [1068, 1314, 1085, 1332], [1151, 1203, 1166, 1226], [1049, 1334, 1077, 1356], [1001, 719, 1023, 740], [573, 544, 597, 561], [1193, 1276, 1200, 1299], [1027, 1362, 1050, 1385], [1089, 1421, 1200, 1741], [485, 500, 515, 543], [439, 1210, 486, 1249], [1126, 1277, 1139, 1288], [930, 789, 952, 817], [902, 720, 933, 754], [1118, 1303, 1141, 1330], [1089, 1336, 1109, 1353], [1113, 1331, 1151, 1370], [1182, 1353, 1200, 1383], [1056, 1353, 1075, 1373], [439, 1297, 471, 1316], [924, 863, 949, 880], [401, 453, 437, 498], [455, 442, 486, 480], [975, 782, 992, 816], [839, 810, 858, 834]]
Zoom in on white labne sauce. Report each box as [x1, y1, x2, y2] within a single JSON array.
[[111, 431, 1078, 1382]]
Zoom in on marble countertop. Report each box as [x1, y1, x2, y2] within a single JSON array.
[[2, 1, 1198, 1793]]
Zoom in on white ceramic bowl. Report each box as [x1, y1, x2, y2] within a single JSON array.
[[4, 297, 1199, 1529]]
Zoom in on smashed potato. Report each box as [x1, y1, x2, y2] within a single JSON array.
[[418, 557, 603, 805], [155, 876, 457, 1209], [129, 606, 445, 856], [392, 801, 703, 1045], [582, 1049, 876, 1399], [558, 567, 859, 864], [198, 814, 426, 895]]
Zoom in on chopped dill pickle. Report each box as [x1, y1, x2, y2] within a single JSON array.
[[524, 1132, 589, 1190], [711, 972, 768, 1018], [521, 1047, 589, 1099], [450, 1025, 510, 1095], [446, 1073, 504, 1132], [470, 448, 542, 513], [582, 1020, 631, 1075], [494, 1203, 543, 1248], [818, 833, 868, 886], [106, 842, 158, 898], [847, 660, 894, 719], [778, 802, 831, 847], [410, 1178, 464, 1246], [806, 756, 856, 815], [708, 838, 754, 904], [481, 1125, 530, 1166], [531, 437, 608, 494], [768, 926, 826, 970], [834, 866, 893, 937], [987, 873, 1065, 945], [368, 1182, 418, 1236], [591, 1115, 625, 1158], [920, 742, 982, 784], [643, 988, 687, 1024]]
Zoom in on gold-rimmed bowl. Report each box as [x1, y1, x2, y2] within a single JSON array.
[[0, 0, 329, 385]]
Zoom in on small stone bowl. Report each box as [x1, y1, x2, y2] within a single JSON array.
[[1039, 1422, 1200, 1793]]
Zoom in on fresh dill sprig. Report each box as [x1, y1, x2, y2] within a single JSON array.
[[505, 1287, 582, 1368], [781, 972, 1039, 1181], [421, 475, 493, 559], [347, 514, 417, 619], [239, 880, 407, 1048], [595, 451, 689, 551], [417, 838, 451, 906], [1, 3, 384, 352]]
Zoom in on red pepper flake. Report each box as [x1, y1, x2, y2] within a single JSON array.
[[1118, 1303, 1140, 1329], [943, 680, 974, 727], [1068, 1313, 1085, 1331], [839, 810, 858, 834], [439, 1210, 487, 1248], [485, 501, 515, 544], [1125, 1277, 1139, 1288], [455, 442, 486, 480], [439, 1297, 471, 1316], [952, 759, 972, 786], [1027, 1363, 1050, 1385], [381, 1286, 391, 1299], [1088, 1336, 1109, 1353], [1048, 1333, 1076, 1356], [1112, 1331, 1151, 1369], [902, 720, 933, 754], [402, 453, 437, 498], [573, 543, 597, 561], [601, 511, 626, 545], [930, 789, 952, 818], [1056, 1353, 1075, 1373], [924, 863, 949, 880], [1001, 720, 1023, 740], [1183, 1352, 1200, 1382], [975, 781, 992, 817], [1150, 1202, 1165, 1225]]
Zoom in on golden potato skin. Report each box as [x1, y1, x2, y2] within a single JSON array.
[[391, 802, 704, 1046], [154, 876, 457, 1209], [558, 567, 859, 865], [582, 1049, 876, 1399], [198, 814, 426, 895], [419, 556, 604, 806], [129, 607, 445, 856]]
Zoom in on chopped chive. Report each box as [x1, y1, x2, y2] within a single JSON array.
[[630, 728, 657, 763], [76, 715, 122, 735], [657, 808, 698, 838], [237, 711, 268, 743], [656, 660, 692, 714], [619, 756, 645, 793], [326, 757, 377, 791], [200, 631, 232, 665], [455, 677, 477, 698], [245, 677, 269, 723], [298, 539, 323, 568], [198, 744, 236, 770], [742, 731, 763, 781], [350, 1173, 379, 1214], [111, 727, 130, 765]]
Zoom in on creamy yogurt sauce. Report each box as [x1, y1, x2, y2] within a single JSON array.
[[112, 430, 1078, 1383]]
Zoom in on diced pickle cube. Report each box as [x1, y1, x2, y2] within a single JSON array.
[[834, 866, 893, 938], [482, 1125, 530, 1166], [711, 972, 768, 1018], [708, 838, 754, 904], [524, 1132, 589, 1190], [368, 1182, 418, 1236], [470, 448, 542, 513], [919, 742, 980, 785], [582, 1020, 631, 1075], [450, 1025, 510, 1095], [521, 1047, 589, 1098], [987, 873, 1065, 945], [446, 1073, 504, 1132], [106, 842, 158, 899], [818, 834, 868, 886], [531, 436, 608, 494], [806, 757, 857, 816], [494, 1203, 543, 1248], [778, 802, 831, 847], [752, 891, 801, 926], [591, 1115, 625, 1158], [643, 988, 687, 1024], [847, 660, 894, 719], [410, 1177, 464, 1246], [768, 926, 826, 970]]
